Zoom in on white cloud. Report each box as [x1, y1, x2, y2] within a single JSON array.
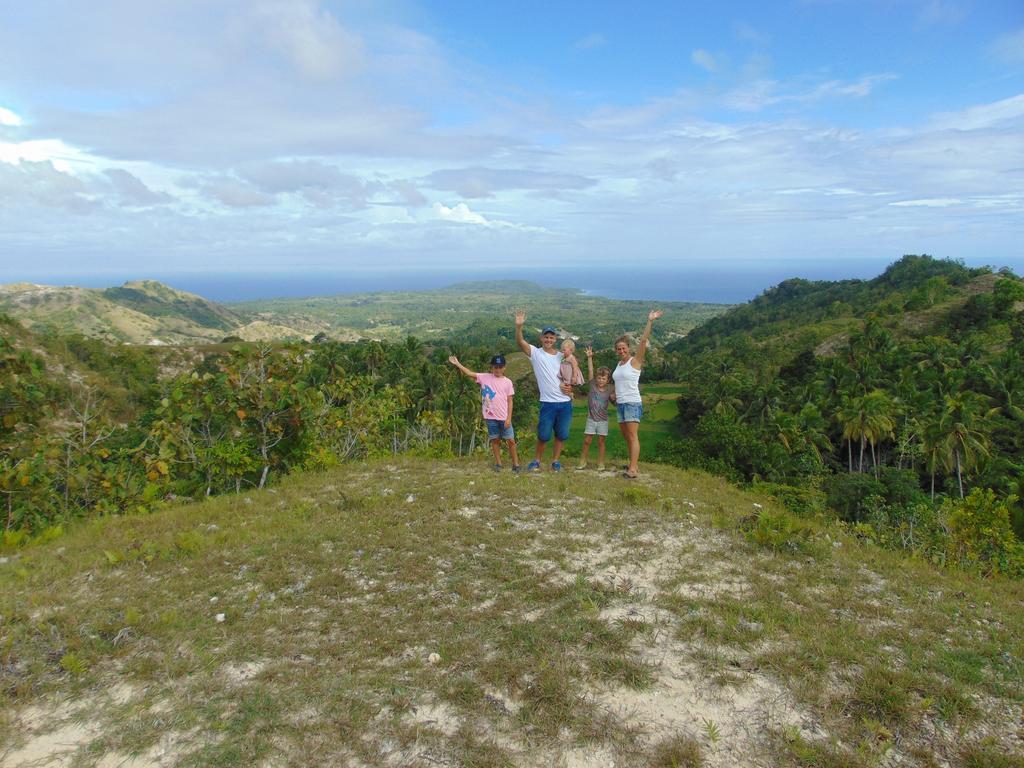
[[691, 49, 720, 72], [724, 73, 897, 111], [0, 107, 22, 127], [0, 159, 98, 212], [990, 28, 1024, 65], [433, 202, 488, 225], [890, 198, 961, 207], [425, 167, 595, 198], [929, 93, 1024, 131], [250, 0, 366, 80], [203, 178, 276, 208], [104, 168, 173, 206], [916, 0, 967, 27]]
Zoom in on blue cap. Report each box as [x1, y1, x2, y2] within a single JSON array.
[[490, 355, 507, 366], [541, 326, 557, 335]]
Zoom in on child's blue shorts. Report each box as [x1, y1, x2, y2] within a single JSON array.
[[486, 419, 514, 440]]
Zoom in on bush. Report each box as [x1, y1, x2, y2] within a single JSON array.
[[751, 482, 825, 518], [943, 489, 1024, 577], [863, 501, 946, 563], [823, 473, 885, 523], [739, 508, 825, 557]]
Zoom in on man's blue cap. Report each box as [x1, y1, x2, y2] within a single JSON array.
[[490, 355, 507, 366], [541, 326, 557, 335]]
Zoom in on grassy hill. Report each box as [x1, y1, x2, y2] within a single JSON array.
[[2, 459, 1021, 767], [0, 282, 244, 345]]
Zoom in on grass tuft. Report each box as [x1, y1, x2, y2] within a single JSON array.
[[649, 733, 703, 768]]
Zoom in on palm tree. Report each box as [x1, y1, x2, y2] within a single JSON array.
[[860, 389, 898, 475], [837, 396, 866, 473], [935, 391, 998, 498]]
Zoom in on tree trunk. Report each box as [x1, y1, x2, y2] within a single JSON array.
[[848, 439, 853, 473], [955, 448, 963, 499], [259, 464, 270, 489], [858, 437, 865, 473]]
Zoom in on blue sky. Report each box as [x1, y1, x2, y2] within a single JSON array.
[[0, 0, 1022, 291]]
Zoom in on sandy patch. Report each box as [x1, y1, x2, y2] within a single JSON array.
[[1, 720, 99, 767], [221, 660, 267, 684]]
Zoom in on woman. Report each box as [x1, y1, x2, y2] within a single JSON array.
[[612, 309, 661, 478]]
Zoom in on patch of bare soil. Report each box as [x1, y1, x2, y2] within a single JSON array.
[[531, 518, 821, 767]]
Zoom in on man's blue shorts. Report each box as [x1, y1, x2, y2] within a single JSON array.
[[537, 401, 573, 442]]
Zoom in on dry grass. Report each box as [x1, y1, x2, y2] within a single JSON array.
[[1, 458, 1021, 767]]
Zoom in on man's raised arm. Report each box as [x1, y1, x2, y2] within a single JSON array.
[[514, 310, 532, 357]]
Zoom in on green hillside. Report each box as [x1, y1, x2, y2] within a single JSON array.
[[653, 256, 1024, 554], [2, 459, 1021, 767], [0, 282, 243, 345], [103, 281, 239, 331], [231, 280, 729, 346]]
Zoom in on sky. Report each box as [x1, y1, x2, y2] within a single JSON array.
[[1, 0, 1023, 292]]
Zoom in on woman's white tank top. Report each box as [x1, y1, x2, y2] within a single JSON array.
[[612, 358, 642, 403]]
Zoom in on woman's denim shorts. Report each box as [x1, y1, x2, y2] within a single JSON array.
[[616, 402, 643, 423]]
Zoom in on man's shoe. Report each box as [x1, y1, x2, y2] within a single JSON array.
[[576, 462, 588, 470], [597, 463, 606, 471], [512, 465, 522, 473], [493, 464, 502, 473], [527, 460, 541, 471], [551, 461, 562, 472]]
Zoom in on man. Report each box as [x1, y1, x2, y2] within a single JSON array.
[[514, 310, 573, 471]]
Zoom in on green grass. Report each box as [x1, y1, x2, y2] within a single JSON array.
[[1, 458, 1022, 767]]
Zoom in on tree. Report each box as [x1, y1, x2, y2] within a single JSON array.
[[935, 391, 997, 499]]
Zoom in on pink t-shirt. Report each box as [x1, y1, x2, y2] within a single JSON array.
[[476, 373, 515, 421]]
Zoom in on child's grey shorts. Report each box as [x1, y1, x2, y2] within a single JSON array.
[[584, 417, 609, 436]]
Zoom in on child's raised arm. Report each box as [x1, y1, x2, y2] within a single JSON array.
[[448, 355, 480, 379], [585, 346, 594, 383]]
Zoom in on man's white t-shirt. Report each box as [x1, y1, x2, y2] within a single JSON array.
[[529, 345, 570, 403]]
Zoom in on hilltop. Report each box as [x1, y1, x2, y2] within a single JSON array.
[[0, 281, 244, 345], [2, 459, 1021, 767]]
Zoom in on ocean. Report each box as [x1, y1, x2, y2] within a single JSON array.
[[13, 265, 891, 305]]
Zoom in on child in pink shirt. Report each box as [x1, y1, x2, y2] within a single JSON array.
[[448, 354, 521, 472]]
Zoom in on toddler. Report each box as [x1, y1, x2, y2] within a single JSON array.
[[558, 339, 584, 391]]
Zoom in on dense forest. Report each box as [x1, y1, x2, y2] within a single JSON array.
[[653, 255, 1024, 576], [2, 255, 1022, 577]]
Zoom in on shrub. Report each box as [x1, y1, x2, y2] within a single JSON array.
[[751, 482, 826, 518], [739, 508, 824, 557], [943, 489, 1024, 577], [823, 473, 885, 523]]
